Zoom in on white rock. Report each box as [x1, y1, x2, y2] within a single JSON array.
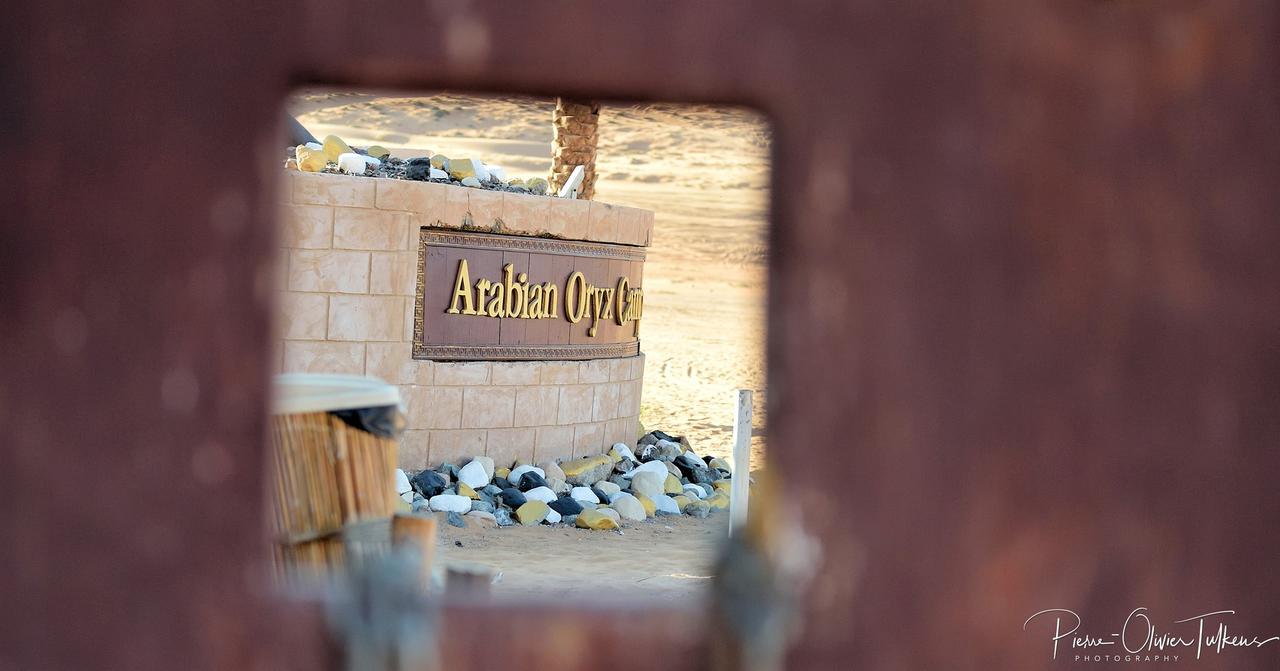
[[611, 493, 647, 521], [625, 460, 670, 480], [430, 167, 448, 180], [458, 461, 491, 489], [607, 491, 626, 504], [484, 164, 507, 182], [473, 163, 491, 182], [460, 176, 481, 187], [654, 495, 681, 515], [682, 484, 706, 499], [683, 451, 700, 463], [523, 486, 556, 503], [544, 509, 562, 524], [361, 155, 381, 167], [401, 491, 414, 503], [468, 456, 495, 480], [612, 443, 637, 462], [394, 468, 412, 494], [597, 507, 621, 525], [570, 486, 600, 504], [509, 465, 545, 486], [428, 494, 471, 513], [630, 471, 666, 499], [304, 141, 323, 150], [337, 152, 368, 174]]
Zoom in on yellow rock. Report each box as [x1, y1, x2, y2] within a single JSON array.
[[706, 492, 730, 510], [516, 500, 550, 525], [575, 509, 619, 530], [673, 494, 691, 510], [458, 482, 478, 500], [496, 467, 510, 480], [366, 145, 390, 159], [712, 480, 732, 494], [635, 494, 656, 518], [526, 177, 549, 195], [322, 134, 352, 162], [396, 498, 412, 513], [508, 177, 525, 187], [295, 146, 327, 172], [606, 446, 624, 463], [560, 455, 613, 485], [447, 158, 482, 181], [429, 154, 449, 169], [664, 474, 682, 495], [708, 457, 732, 474]]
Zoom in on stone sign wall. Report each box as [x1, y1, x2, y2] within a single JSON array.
[[276, 171, 653, 467]]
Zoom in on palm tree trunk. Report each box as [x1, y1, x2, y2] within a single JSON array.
[[550, 98, 599, 199]]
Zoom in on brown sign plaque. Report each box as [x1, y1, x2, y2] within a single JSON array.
[[413, 229, 645, 361]]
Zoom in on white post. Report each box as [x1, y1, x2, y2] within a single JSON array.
[[729, 389, 752, 535]]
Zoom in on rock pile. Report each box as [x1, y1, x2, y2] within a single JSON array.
[[393, 430, 735, 531], [287, 133, 551, 196]]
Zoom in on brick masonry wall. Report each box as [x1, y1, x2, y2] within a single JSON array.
[[275, 171, 651, 469]]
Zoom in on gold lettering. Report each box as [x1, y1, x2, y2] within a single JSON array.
[[446, 259, 476, 315], [614, 277, 629, 325], [517, 272, 531, 318], [502, 264, 518, 318], [528, 284, 543, 318], [475, 279, 491, 316], [487, 282, 505, 317], [565, 271, 587, 323], [543, 282, 558, 318]]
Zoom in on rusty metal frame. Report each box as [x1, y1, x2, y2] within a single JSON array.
[[4, 1, 1280, 670]]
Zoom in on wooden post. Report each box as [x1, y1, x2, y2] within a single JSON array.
[[729, 389, 752, 535], [391, 514, 438, 592]]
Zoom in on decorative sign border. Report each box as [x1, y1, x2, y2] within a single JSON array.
[[413, 229, 644, 361]]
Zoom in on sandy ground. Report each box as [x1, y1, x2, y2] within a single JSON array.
[[437, 514, 728, 601], [287, 91, 767, 599]]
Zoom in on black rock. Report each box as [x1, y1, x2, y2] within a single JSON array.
[[492, 476, 512, 489], [608, 474, 630, 490], [482, 484, 503, 496], [638, 433, 659, 448], [674, 454, 703, 477], [499, 487, 527, 508], [470, 499, 496, 514], [590, 486, 610, 503], [549, 497, 584, 516], [407, 157, 432, 166], [438, 462, 460, 481], [518, 471, 550, 491], [652, 430, 676, 442], [446, 511, 466, 528], [406, 163, 431, 180], [688, 466, 718, 485], [411, 470, 447, 498]]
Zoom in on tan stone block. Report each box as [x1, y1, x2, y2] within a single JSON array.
[[278, 292, 328, 340], [370, 251, 418, 296], [534, 426, 575, 463], [487, 427, 537, 468], [271, 340, 283, 374], [376, 179, 447, 215], [491, 362, 541, 385], [276, 249, 290, 290], [462, 387, 515, 429], [578, 359, 611, 384], [277, 170, 297, 204], [288, 250, 369, 293], [616, 379, 639, 419], [557, 385, 595, 424], [333, 208, 410, 250], [548, 197, 590, 240], [403, 386, 463, 430], [630, 352, 646, 380], [636, 209, 654, 247], [327, 295, 404, 341], [514, 386, 559, 427], [431, 429, 488, 465], [592, 382, 621, 422], [292, 172, 375, 207], [283, 341, 365, 375], [608, 357, 631, 382], [403, 296, 415, 342], [604, 418, 633, 448], [469, 189, 503, 229], [572, 422, 606, 458], [281, 204, 333, 249], [434, 362, 491, 385], [399, 430, 431, 471], [440, 184, 469, 228], [616, 206, 652, 247], [540, 362, 578, 384], [364, 342, 432, 385], [501, 191, 552, 235], [587, 201, 622, 243]]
